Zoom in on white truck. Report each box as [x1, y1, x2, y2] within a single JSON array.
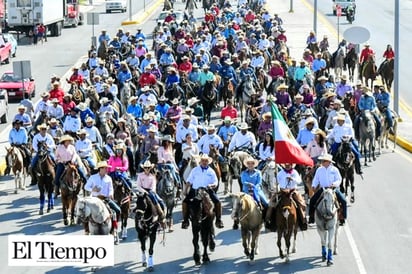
[[6, 0, 65, 36]]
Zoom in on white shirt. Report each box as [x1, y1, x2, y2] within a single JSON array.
[[228, 131, 257, 152], [75, 138, 93, 158], [182, 142, 199, 160], [94, 66, 109, 78], [109, 85, 118, 97], [84, 126, 103, 146], [187, 166, 218, 189], [32, 133, 55, 153], [176, 124, 198, 143], [138, 93, 158, 107], [84, 174, 114, 198], [328, 123, 354, 144], [63, 116, 81, 132], [177, 115, 198, 128], [258, 142, 274, 160], [250, 56, 265, 68], [277, 169, 302, 189], [99, 105, 115, 115], [79, 69, 90, 80], [197, 134, 223, 155], [312, 165, 342, 188], [34, 100, 50, 118], [47, 105, 64, 119], [258, 39, 270, 51], [325, 109, 353, 129]]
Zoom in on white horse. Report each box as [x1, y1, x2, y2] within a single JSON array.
[[75, 196, 112, 236], [315, 188, 339, 266], [261, 161, 279, 199]]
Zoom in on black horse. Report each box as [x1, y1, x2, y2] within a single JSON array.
[[334, 138, 355, 203], [188, 188, 216, 265], [35, 141, 55, 215], [378, 58, 394, 91], [134, 192, 160, 272], [200, 80, 217, 124], [344, 47, 358, 82]]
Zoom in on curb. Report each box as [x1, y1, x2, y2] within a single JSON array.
[[0, 159, 5, 176], [389, 135, 412, 153], [121, 0, 163, 26]]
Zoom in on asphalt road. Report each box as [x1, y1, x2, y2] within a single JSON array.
[[1, 1, 412, 273]]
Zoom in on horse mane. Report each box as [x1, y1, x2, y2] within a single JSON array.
[[87, 197, 110, 224], [241, 193, 254, 212]]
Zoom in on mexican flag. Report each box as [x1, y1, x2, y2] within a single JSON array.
[[270, 101, 314, 166]]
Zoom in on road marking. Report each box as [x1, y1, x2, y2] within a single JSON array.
[[344, 224, 368, 274]]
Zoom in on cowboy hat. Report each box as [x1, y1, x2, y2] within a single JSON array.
[[322, 91, 336, 98], [140, 160, 155, 169], [114, 143, 126, 151], [185, 107, 194, 113], [37, 123, 48, 131], [41, 92, 50, 98], [223, 116, 232, 123], [280, 163, 296, 169], [313, 128, 326, 138], [96, 161, 110, 169], [277, 83, 289, 90], [128, 96, 138, 103], [224, 60, 233, 65], [238, 122, 249, 130], [59, 135, 74, 143], [158, 96, 167, 102], [305, 117, 316, 125], [262, 112, 272, 119], [99, 97, 111, 104], [48, 118, 59, 125], [356, 80, 363, 86], [206, 125, 216, 131], [340, 75, 348, 81], [77, 129, 88, 136], [17, 105, 26, 110], [336, 114, 346, 121], [162, 135, 175, 142], [294, 94, 303, 100], [267, 94, 277, 102], [303, 109, 313, 116], [318, 75, 328, 81], [199, 154, 213, 164], [106, 77, 115, 82], [142, 114, 150, 121], [13, 119, 23, 125], [171, 98, 180, 105], [147, 126, 158, 133], [85, 117, 95, 124], [318, 153, 335, 163], [182, 114, 191, 121], [141, 86, 151, 92], [243, 157, 259, 167], [52, 81, 60, 86], [77, 102, 88, 111], [187, 97, 199, 106], [51, 98, 59, 104]]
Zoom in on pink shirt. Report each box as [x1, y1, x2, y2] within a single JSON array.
[[56, 144, 76, 163], [157, 146, 175, 164], [107, 156, 129, 173], [135, 47, 147, 57], [137, 172, 156, 191]]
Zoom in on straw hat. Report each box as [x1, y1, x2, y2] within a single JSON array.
[[48, 118, 59, 125], [243, 157, 259, 167], [340, 75, 348, 81], [37, 123, 48, 131], [318, 153, 335, 163], [305, 117, 316, 126], [51, 98, 59, 104], [262, 112, 272, 119], [294, 94, 303, 100], [277, 83, 289, 90], [147, 126, 158, 133], [59, 135, 74, 143], [77, 129, 88, 136], [41, 92, 50, 98], [313, 128, 326, 138], [322, 91, 336, 98], [336, 114, 346, 121], [17, 105, 26, 110], [77, 102, 88, 111], [223, 116, 232, 123], [238, 122, 249, 130], [318, 75, 328, 81], [114, 143, 126, 152], [171, 98, 180, 105], [100, 97, 111, 104], [187, 97, 199, 106], [185, 107, 194, 113], [96, 161, 110, 169], [199, 154, 213, 164], [206, 125, 216, 131], [140, 160, 155, 169]]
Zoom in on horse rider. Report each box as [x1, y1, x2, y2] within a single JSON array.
[[328, 115, 363, 175], [19, 94, 34, 123], [257, 131, 275, 170], [305, 128, 328, 163], [325, 99, 352, 130], [138, 126, 160, 168], [138, 86, 158, 108], [319, 35, 329, 52], [30, 123, 56, 185], [165, 98, 183, 123], [47, 118, 64, 144], [14, 105, 33, 129], [47, 98, 64, 123], [157, 135, 182, 189], [236, 60, 257, 98], [287, 94, 307, 120], [107, 143, 133, 192], [375, 84, 394, 134], [228, 122, 257, 154], [33, 92, 51, 122], [182, 154, 224, 229], [312, 52, 327, 77], [63, 107, 82, 137], [379, 44, 395, 72], [257, 112, 273, 140], [136, 160, 166, 225], [267, 163, 308, 231], [297, 117, 316, 149], [75, 129, 97, 171], [308, 153, 347, 226], [84, 117, 103, 151], [217, 116, 238, 154], [359, 43, 375, 72], [294, 60, 312, 91], [197, 125, 224, 157], [354, 87, 381, 140], [6, 120, 31, 177], [233, 157, 268, 229], [83, 161, 121, 235], [335, 75, 352, 100]]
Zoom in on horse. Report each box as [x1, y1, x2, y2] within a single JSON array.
[[332, 46, 345, 80], [68, 83, 85, 104], [315, 188, 339, 266], [360, 56, 377, 87], [5, 146, 28, 194], [261, 161, 279, 199], [157, 168, 177, 232], [238, 75, 257, 121], [86, 86, 101, 112], [321, 49, 333, 75], [200, 80, 217, 124], [188, 187, 216, 265], [158, 118, 176, 137], [344, 47, 358, 82], [120, 81, 132, 110], [256, 68, 270, 94], [307, 42, 320, 57], [208, 145, 222, 192], [274, 190, 298, 263], [220, 76, 235, 106], [165, 83, 184, 105], [334, 137, 355, 203], [229, 151, 250, 191], [378, 58, 394, 91], [245, 106, 260, 137], [97, 40, 108, 61], [134, 191, 160, 272], [185, 0, 196, 15], [359, 110, 376, 165], [96, 111, 115, 142], [60, 164, 83, 226], [230, 193, 263, 263], [34, 142, 55, 215], [202, 0, 212, 13], [112, 175, 131, 242], [75, 196, 112, 235], [379, 109, 398, 152]]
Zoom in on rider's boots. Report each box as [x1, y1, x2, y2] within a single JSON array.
[[214, 202, 224, 228], [28, 166, 37, 185], [154, 203, 166, 229], [355, 158, 363, 175], [181, 201, 190, 229]]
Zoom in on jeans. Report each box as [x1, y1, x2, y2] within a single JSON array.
[[82, 156, 96, 169], [384, 108, 393, 128], [146, 189, 165, 209], [185, 187, 219, 204], [31, 152, 55, 167], [309, 188, 347, 219], [54, 162, 88, 187], [330, 141, 361, 160], [257, 160, 266, 170], [109, 171, 132, 190]]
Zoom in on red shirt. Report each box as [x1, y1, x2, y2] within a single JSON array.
[[277, 34, 287, 43], [63, 100, 76, 115], [360, 48, 375, 63], [49, 88, 65, 104], [269, 66, 285, 79], [179, 61, 192, 74], [68, 73, 84, 86], [220, 106, 238, 119], [185, 37, 194, 48], [139, 73, 157, 87], [205, 14, 215, 23], [245, 13, 255, 23], [165, 15, 174, 23], [212, 6, 220, 16], [383, 49, 394, 59]]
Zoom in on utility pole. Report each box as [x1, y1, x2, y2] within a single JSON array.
[[314, 0, 318, 34], [394, 0, 399, 114]]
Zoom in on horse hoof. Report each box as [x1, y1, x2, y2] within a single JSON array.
[[350, 196, 355, 203], [285, 257, 290, 263], [64, 219, 68, 226], [142, 262, 147, 267], [322, 255, 326, 262], [14, 190, 18, 194], [333, 250, 338, 255], [327, 260, 334, 266], [47, 208, 50, 213], [148, 266, 154, 272], [292, 248, 296, 254], [202, 258, 210, 264], [244, 250, 250, 257], [195, 261, 201, 266], [248, 259, 255, 265], [91, 267, 97, 272], [39, 209, 44, 215], [255, 249, 259, 255]]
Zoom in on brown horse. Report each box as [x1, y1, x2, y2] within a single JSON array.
[[60, 164, 83, 226], [378, 58, 394, 91], [208, 146, 222, 193], [113, 177, 131, 243], [274, 190, 298, 263], [230, 193, 263, 263], [5, 146, 28, 194], [360, 56, 377, 87], [220, 77, 235, 106]]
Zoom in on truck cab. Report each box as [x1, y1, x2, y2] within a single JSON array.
[[332, 0, 356, 15]]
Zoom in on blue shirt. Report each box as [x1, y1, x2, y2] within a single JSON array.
[[159, 53, 175, 66], [239, 67, 257, 82], [188, 70, 200, 83], [155, 103, 170, 118], [209, 62, 222, 74], [218, 125, 238, 141], [9, 128, 28, 145], [127, 104, 143, 119], [80, 109, 95, 124], [240, 169, 263, 193], [358, 95, 376, 111], [296, 128, 315, 147], [13, 113, 32, 125], [135, 32, 146, 41], [312, 58, 326, 72], [117, 70, 132, 84], [166, 74, 180, 87], [376, 92, 390, 107], [219, 65, 238, 85]]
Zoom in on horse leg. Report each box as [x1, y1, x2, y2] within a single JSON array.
[[277, 231, 284, 259], [62, 199, 68, 225], [209, 227, 215, 252], [39, 183, 45, 215], [250, 229, 260, 261], [192, 227, 201, 265], [241, 228, 250, 257], [121, 209, 128, 239], [139, 233, 147, 267], [291, 227, 298, 253], [147, 227, 157, 271], [14, 175, 19, 194], [327, 227, 334, 265], [333, 222, 339, 255], [317, 227, 327, 261], [285, 231, 291, 263], [201, 224, 210, 264], [70, 197, 77, 225]]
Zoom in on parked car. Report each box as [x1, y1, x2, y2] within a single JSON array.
[[0, 71, 36, 101], [157, 10, 186, 26], [105, 0, 127, 13], [2, 33, 17, 57], [0, 88, 9, 123]]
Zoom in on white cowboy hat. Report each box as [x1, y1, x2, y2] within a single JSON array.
[[318, 75, 328, 81], [199, 154, 213, 164], [182, 114, 191, 121], [294, 94, 303, 100], [223, 116, 232, 123], [162, 135, 175, 143], [140, 160, 155, 169], [171, 98, 180, 105], [48, 118, 59, 125], [262, 112, 272, 119], [238, 122, 249, 130], [41, 92, 50, 98], [336, 114, 346, 121], [243, 157, 259, 167], [340, 75, 348, 81], [59, 135, 74, 143], [187, 97, 199, 106], [142, 114, 150, 121], [96, 161, 111, 169], [318, 153, 335, 163], [114, 143, 126, 151], [206, 125, 216, 131], [185, 107, 194, 113], [312, 128, 326, 138], [305, 117, 316, 125], [85, 117, 95, 124], [77, 129, 88, 136], [17, 105, 26, 110], [356, 80, 363, 86], [77, 102, 88, 111], [128, 96, 138, 103], [37, 123, 48, 131], [147, 126, 158, 133], [277, 83, 289, 90], [99, 97, 111, 104], [51, 98, 59, 104], [159, 96, 167, 101]]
